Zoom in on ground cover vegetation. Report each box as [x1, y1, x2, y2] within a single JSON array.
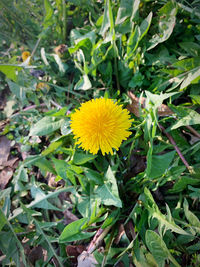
[[0, 0, 200, 266]]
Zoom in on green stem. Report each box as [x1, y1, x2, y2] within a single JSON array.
[[62, 0, 67, 41], [114, 52, 120, 92]]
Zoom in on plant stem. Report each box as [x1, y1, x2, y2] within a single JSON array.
[[185, 125, 200, 139], [159, 124, 192, 172], [62, 0, 67, 41], [31, 37, 41, 58], [87, 225, 112, 254]]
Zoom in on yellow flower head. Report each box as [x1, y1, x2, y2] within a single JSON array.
[[22, 51, 31, 63], [70, 98, 132, 155]]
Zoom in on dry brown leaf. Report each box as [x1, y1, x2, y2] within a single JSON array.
[[0, 136, 11, 166], [54, 44, 67, 57], [28, 246, 48, 265], [0, 167, 13, 189], [127, 91, 174, 117], [77, 251, 98, 267], [66, 245, 85, 265], [114, 224, 125, 245], [63, 209, 79, 225]]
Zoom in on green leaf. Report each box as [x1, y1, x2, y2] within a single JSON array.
[[96, 166, 122, 208], [0, 209, 7, 231], [29, 116, 64, 136], [168, 176, 200, 193], [43, 0, 54, 28], [143, 188, 189, 236], [74, 74, 92, 90], [147, 1, 177, 50], [7, 79, 26, 101], [30, 185, 61, 211], [145, 91, 178, 109], [84, 168, 103, 185], [190, 94, 200, 105], [146, 230, 181, 267], [148, 150, 176, 179], [169, 105, 200, 130], [102, 209, 120, 228], [59, 218, 95, 242], [115, 0, 140, 25], [0, 188, 11, 201], [9, 187, 75, 221], [180, 67, 200, 90], [183, 198, 200, 230], [73, 151, 97, 165], [0, 64, 23, 82], [139, 12, 152, 41], [126, 25, 140, 59], [53, 158, 68, 181], [99, 0, 113, 38], [42, 140, 63, 156]]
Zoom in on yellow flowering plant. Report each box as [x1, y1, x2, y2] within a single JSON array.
[[70, 98, 132, 155]]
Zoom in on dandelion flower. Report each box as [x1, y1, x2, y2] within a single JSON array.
[[70, 98, 132, 155]]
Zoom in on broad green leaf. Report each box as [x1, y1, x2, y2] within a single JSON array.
[[148, 150, 176, 179], [70, 29, 96, 47], [43, 0, 54, 28], [73, 151, 97, 165], [0, 188, 11, 201], [147, 1, 177, 50], [99, 0, 112, 38], [169, 105, 200, 130], [30, 185, 61, 211], [74, 74, 92, 90], [145, 91, 178, 109], [0, 209, 7, 231], [173, 57, 200, 72], [53, 158, 69, 181], [12, 165, 28, 192], [84, 168, 103, 185], [101, 209, 120, 228], [59, 218, 95, 242], [34, 158, 56, 175], [139, 12, 152, 41], [7, 79, 26, 101], [168, 176, 200, 193], [77, 192, 101, 217], [0, 64, 23, 82], [29, 116, 64, 136], [126, 25, 140, 59], [179, 42, 200, 57], [180, 67, 200, 90], [53, 158, 82, 185], [190, 94, 200, 105], [42, 140, 63, 156], [96, 166, 122, 208], [115, 0, 140, 25], [189, 185, 200, 200], [183, 199, 200, 230], [53, 54, 65, 72], [143, 188, 189, 236], [61, 120, 72, 135], [9, 187, 75, 221], [146, 230, 181, 267]]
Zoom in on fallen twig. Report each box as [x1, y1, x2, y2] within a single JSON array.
[[87, 225, 112, 254]]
